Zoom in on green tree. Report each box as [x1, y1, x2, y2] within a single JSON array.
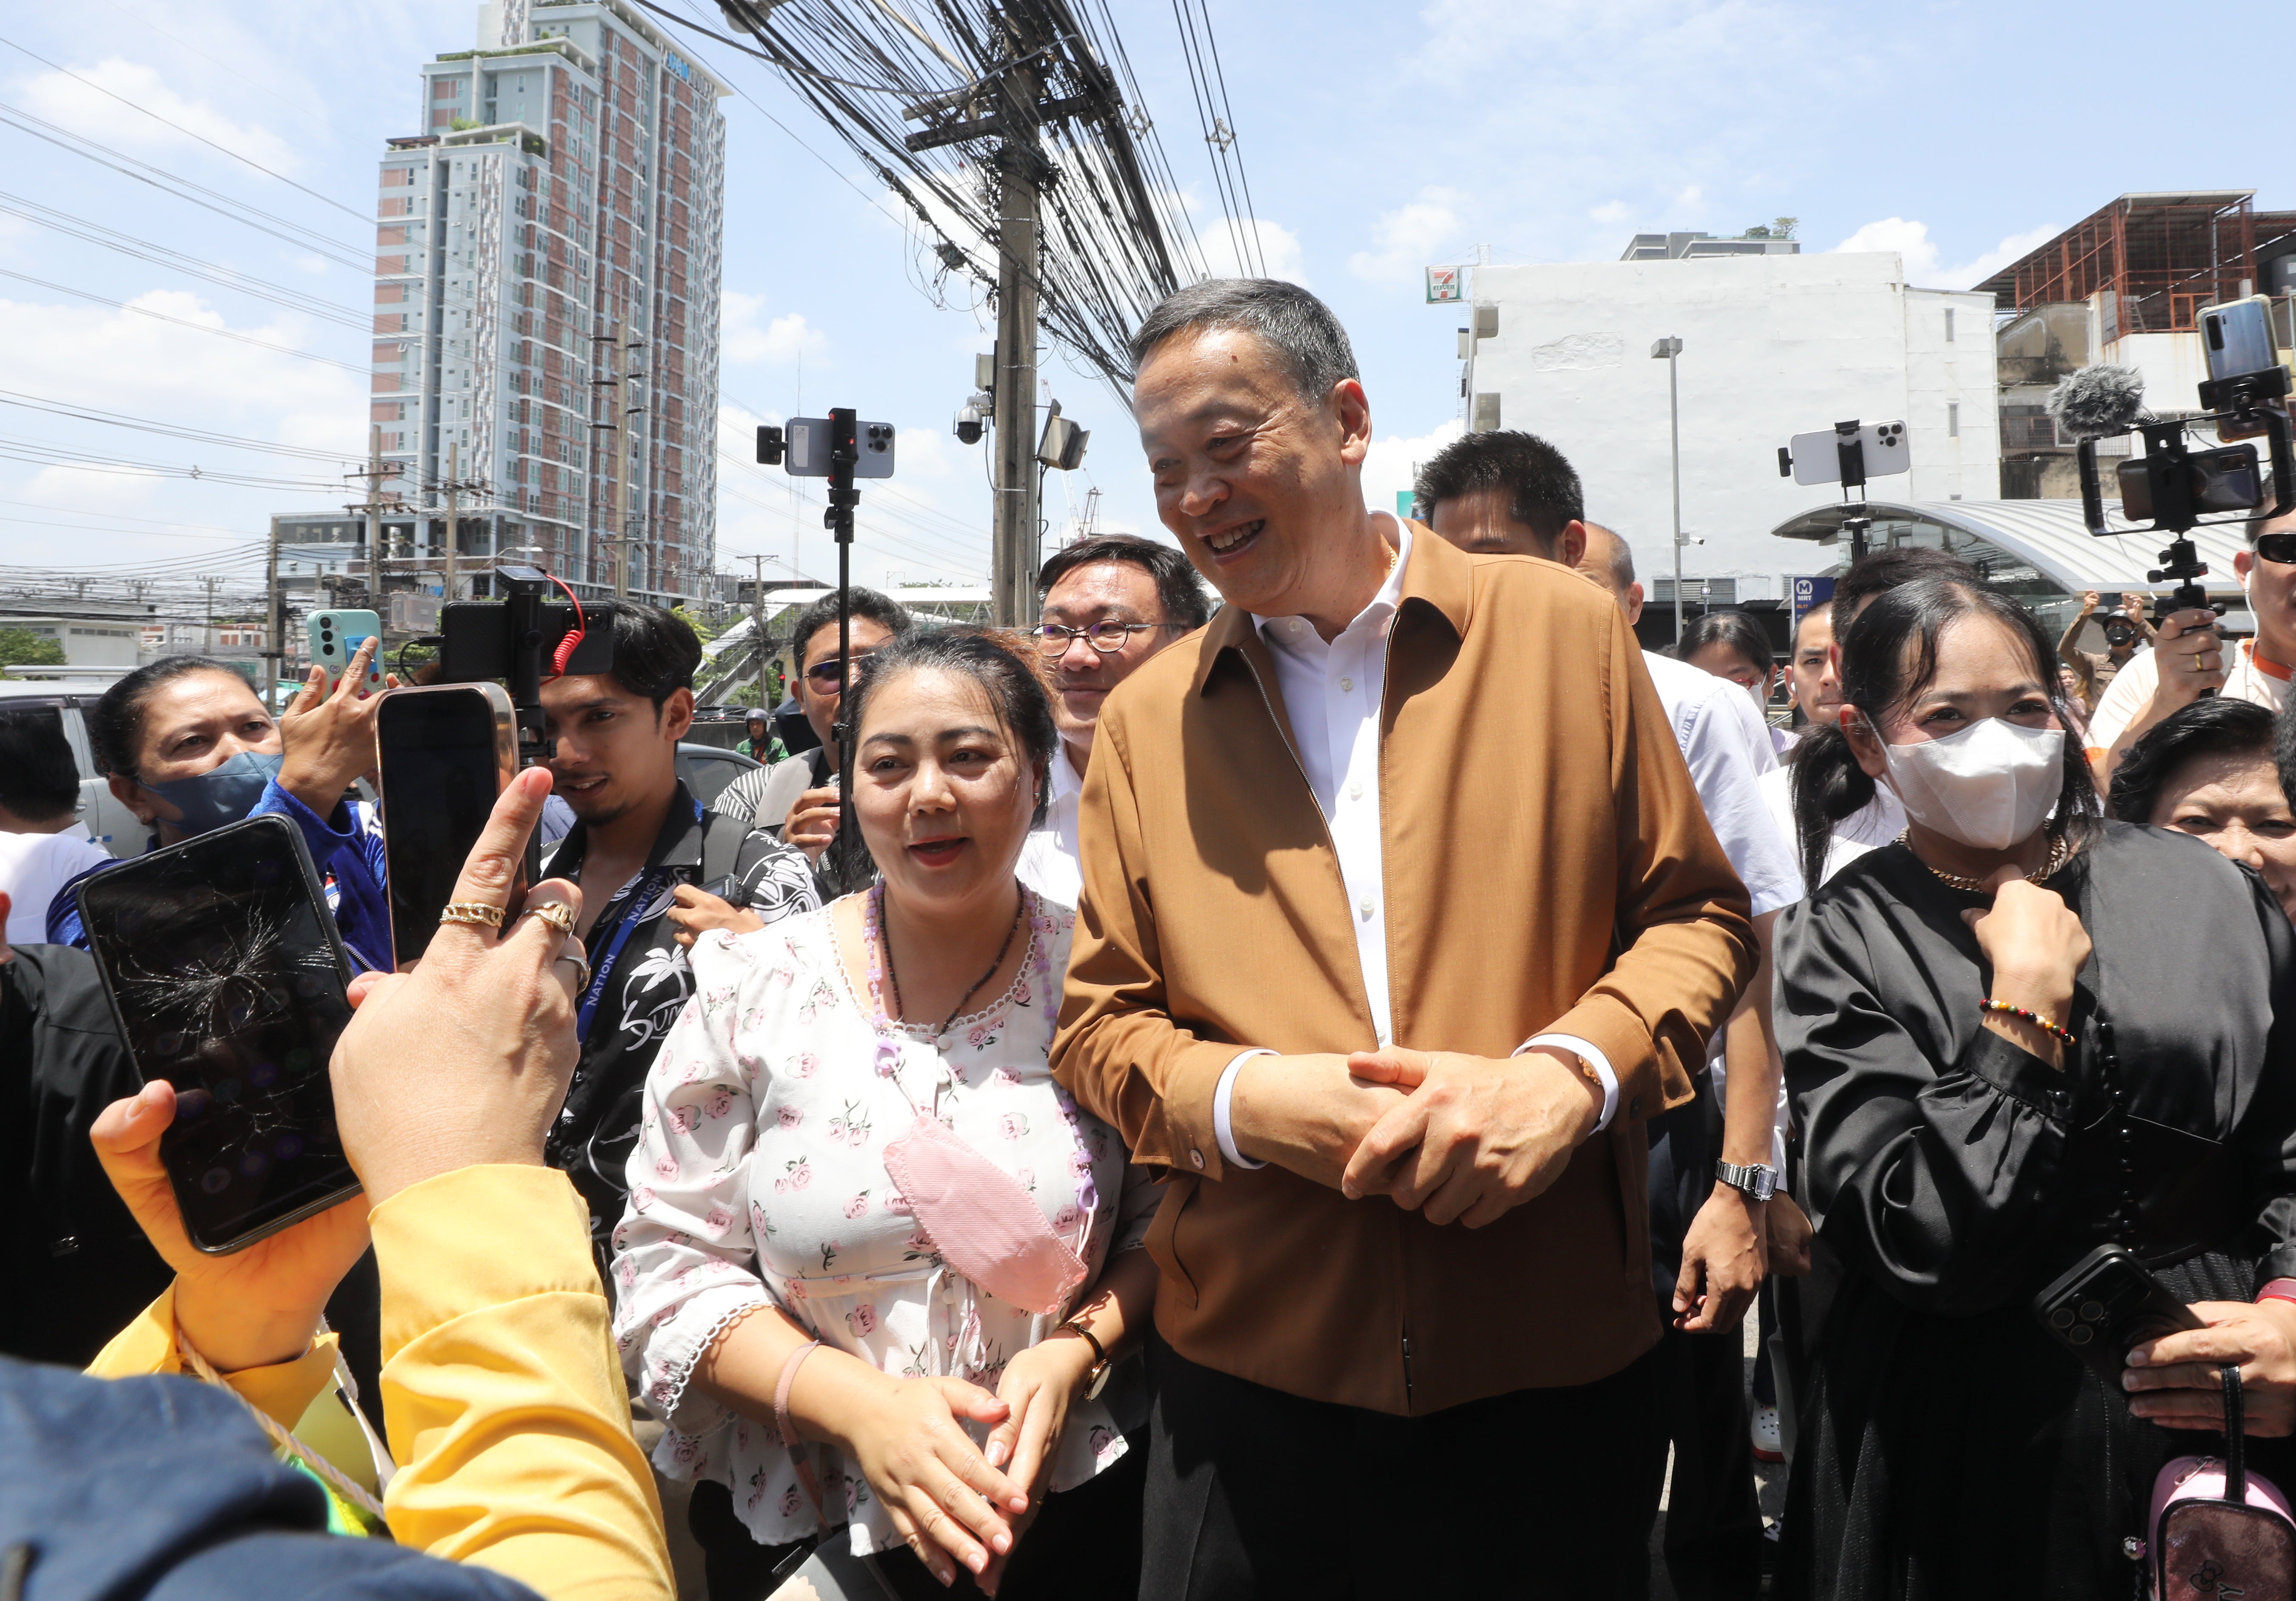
[[0, 627, 68, 678]]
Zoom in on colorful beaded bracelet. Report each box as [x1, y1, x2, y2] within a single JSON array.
[[1979, 999, 2076, 1047]]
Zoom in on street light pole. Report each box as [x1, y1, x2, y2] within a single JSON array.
[[1651, 336, 1686, 644]]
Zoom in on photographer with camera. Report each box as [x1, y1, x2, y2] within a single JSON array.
[[2085, 512, 2296, 774], [2057, 590, 2153, 707]]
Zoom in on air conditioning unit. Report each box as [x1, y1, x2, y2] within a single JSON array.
[[389, 593, 444, 632]]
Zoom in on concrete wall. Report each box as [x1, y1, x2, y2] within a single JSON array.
[[1465, 253, 2003, 583]]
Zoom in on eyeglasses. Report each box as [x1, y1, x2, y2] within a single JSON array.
[[802, 650, 878, 689], [2256, 532, 2296, 565], [1029, 621, 1185, 656]]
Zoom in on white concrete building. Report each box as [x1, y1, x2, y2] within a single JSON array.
[[1454, 248, 1999, 587]]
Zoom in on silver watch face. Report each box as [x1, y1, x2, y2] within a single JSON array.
[[1720, 1162, 1777, 1201]]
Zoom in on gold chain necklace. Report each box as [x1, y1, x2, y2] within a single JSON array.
[[1900, 828, 2076, 894]]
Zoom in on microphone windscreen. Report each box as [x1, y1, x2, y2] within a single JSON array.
[[2047, 365, 2148, 441]]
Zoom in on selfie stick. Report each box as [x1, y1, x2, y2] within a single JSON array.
[[826, 408, 862, 889]]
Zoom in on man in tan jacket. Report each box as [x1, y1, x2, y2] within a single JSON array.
[[1051, 279, 1755, 1598]]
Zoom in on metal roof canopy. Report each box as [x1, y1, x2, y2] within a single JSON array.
[[1768, 499, 2252, 596]]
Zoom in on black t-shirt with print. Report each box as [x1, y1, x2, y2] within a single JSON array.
[[541, 782, 820, 1234]]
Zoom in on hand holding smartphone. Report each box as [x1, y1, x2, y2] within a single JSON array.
[[2034, 1243, 2207, 1384], [375, 684, 518, 966], [308, 610, 386, 697], [77, 815, 362, 1253]]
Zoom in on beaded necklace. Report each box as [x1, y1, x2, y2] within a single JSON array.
[[864, 880, 1029, 1038]]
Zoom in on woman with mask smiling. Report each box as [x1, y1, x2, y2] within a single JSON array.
[[46, 646, 394, 972], [1777, 578, 2296, 1600]]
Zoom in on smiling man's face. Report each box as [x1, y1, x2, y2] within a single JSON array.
[[1038, 559, 1178, 758], [1135, 325, 1371, 621]]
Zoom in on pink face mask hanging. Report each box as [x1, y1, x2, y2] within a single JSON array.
[[881, 1112, 1089, 1317]]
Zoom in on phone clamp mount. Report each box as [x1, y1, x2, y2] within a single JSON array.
[[2076, 366, 2296, 625], [434, 564, 615, 768], [758, 407, 891, 894]]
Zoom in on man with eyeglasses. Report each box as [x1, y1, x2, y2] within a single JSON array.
[[1018, 534, 1212, 906], [2088, 505, 2296, 776], [716, 587, 913, 855]]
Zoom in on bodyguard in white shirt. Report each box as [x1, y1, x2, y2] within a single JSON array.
[[1017, 535, 1210, 907], [0, 713, 112, 946]]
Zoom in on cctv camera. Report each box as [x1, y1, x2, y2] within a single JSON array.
[[953, 398, 984, 446]]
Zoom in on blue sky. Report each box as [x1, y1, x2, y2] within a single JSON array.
[[3, 0, 2293, 607]]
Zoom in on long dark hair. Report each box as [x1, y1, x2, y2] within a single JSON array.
[[1791, 578, 2102, 888], [824, 627, 1059, 893]]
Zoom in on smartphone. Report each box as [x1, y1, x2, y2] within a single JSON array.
[[376, 683, 517, 967], [76, 815, 360, 1254], [308, 610, 385, 696], [2117, 445, 2262, 522], [2033, 1243, 2206, 1383], [2205, 296, 2280, 384], [1788, 420, 1910, 487]]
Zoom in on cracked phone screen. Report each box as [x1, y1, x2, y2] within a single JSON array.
[[78, 814, 359, 1252]]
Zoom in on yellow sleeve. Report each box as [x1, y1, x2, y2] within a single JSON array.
[[86, 1282, 345, 1431], [372, 1164, 673, 1601]]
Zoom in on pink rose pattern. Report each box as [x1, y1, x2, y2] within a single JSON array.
[[613, 900, 1146, 1550]]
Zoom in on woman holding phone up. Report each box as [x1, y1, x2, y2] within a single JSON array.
[[48, 643, 395, 971], [613, 630, 1156, 1601], [1777, 577, 2296, 1599]]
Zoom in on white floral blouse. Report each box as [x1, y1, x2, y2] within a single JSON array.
[[610, 892, 1155, 1558]]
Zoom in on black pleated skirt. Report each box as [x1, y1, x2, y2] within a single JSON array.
[[1778, 1250, 2296, 1601]]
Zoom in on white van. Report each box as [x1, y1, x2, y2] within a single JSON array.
[[0, 678, 149, 858]]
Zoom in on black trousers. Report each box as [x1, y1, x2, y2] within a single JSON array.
[[1139, 1329, 1666, 1601], [1651, 1317, 1764, 1601], [690, 1439, 1144, 1601]]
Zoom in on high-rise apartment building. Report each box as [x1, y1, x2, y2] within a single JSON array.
[[280, 0, 726, 603]]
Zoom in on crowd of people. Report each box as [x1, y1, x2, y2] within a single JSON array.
[[10, 274, 2296, 1601]]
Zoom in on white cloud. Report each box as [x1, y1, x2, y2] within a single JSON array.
[[1349, 188, 1468, 285], [1196, 217, 1307, 285], [17, 57, 301, 174], [1831, 217, 2062, 289], [721, 292, 828, 365], [1589, 200, 1633, 226], [1361, 417, 1465, 517]]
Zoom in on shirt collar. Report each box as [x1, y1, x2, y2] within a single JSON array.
[[1248, 516, 1413, 651], [548, 778, 706, 878], [1048, 742, 1086, 803]]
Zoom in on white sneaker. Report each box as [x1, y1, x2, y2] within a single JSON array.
[[1751, 1404, 1784, 1463]]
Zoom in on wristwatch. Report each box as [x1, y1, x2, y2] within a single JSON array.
[[1714, 1160, 1779, 1202]]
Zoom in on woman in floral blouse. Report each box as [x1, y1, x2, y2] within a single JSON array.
[[613, 629, 1158, 1599]]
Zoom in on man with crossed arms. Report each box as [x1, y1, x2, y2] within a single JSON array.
[[1051, 279, 1753, 1598]]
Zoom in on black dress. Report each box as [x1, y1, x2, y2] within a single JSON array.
[[1774, 822, 2296, 1601]]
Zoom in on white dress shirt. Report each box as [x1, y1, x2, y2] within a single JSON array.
[[1016, 741, 1087, 909], [1757, 763, 1906, 886], [1639, 652, 1804, 918], [1208, 521, 1623, 1168]]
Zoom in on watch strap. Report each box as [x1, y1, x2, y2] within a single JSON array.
[[1714, 1159, 1778, 1201]]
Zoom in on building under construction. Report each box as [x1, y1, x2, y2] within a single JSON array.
[[1979, 191, 2296, 497]]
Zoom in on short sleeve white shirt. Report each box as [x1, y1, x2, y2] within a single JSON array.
[[1639, 652, 1805, 917], [2086, 639, 2288, 753]]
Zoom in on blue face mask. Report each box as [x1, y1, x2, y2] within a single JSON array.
[[142, 750, 283, 835]]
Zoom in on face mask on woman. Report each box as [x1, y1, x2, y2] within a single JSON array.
[[1879, 718, 2063, 852], [141, 750, 284, 835]]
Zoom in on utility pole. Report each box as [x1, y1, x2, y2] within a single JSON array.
[[202, 576, 218, 656], [443, 438, 461, 602], [365, 422, 385, 612], [614, 325, 633, 598], [1650, 336, 1686, 644], [989, 55, 1043, 627], [750, 553, 768, 709], [262, 515, 282, 712]]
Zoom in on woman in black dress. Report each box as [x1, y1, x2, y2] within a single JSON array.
[[1778, 576, 2296, 1599]]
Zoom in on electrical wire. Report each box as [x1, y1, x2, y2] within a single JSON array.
[[0, 191, 369, 330], [0, 36, 371, 224], [0, 268, 368, 373], [0, 390, 368, 463]]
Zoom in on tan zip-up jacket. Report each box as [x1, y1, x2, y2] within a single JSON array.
[[1051, 524, 1755, 1415]]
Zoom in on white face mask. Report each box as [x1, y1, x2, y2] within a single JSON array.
[[1879, 716, 2065, 852]]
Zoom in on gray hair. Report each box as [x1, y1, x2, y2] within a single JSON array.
[[1129, 278, 1358, 404], [1583, 521, 1636, 588]]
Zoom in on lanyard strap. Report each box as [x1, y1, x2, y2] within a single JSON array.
[[571, 798, 704, 1038]]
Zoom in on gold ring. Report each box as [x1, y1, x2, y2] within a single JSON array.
[[439, 900, 504, 928], [553, 953, 592, 991], [520, 900, 577, 936]]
